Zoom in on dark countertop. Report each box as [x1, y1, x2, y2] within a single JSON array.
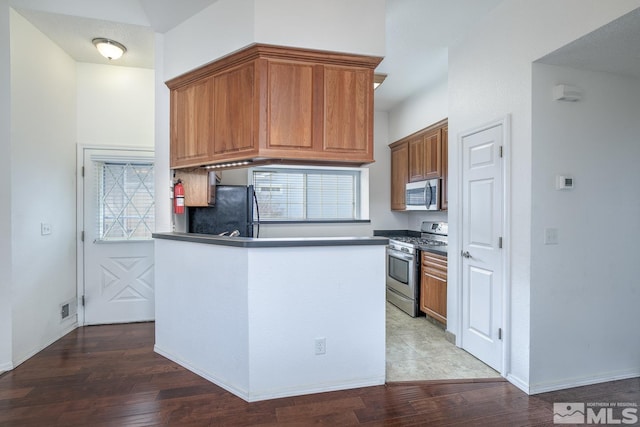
[[152, 232, 389, 248], [418, 244, 448, 257]]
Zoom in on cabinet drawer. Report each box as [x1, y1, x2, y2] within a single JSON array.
[[421, 251, 447, 279]]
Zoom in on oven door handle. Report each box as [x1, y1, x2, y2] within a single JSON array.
[[387, 249, 414, 262]]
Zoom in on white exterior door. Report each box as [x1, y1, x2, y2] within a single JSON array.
[[460, 122, 504, 372], [82, 148, 155, 325]]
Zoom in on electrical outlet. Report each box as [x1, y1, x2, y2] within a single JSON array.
[[41, 222, 52, 235], [314, 338, 326, 355]]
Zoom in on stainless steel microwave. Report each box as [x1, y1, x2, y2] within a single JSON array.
[[405, 179, 439, 210]]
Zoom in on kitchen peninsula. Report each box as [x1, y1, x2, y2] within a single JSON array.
[[152, 232, 388, 402]]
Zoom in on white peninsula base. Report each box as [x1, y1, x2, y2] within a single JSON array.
[[153, 234, 387, 402]]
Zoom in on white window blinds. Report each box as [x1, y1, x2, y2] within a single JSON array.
[[97, 162, 155, 240], [252, 167, 361, 221]]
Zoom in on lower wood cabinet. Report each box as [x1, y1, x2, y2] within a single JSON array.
[[420, 251, 447, 326]]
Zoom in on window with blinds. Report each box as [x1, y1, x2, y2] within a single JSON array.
[[252, 167, 364, 221], [97, 162, 155, 240]]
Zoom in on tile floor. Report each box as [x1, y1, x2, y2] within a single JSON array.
[[386, 302, 501, 381]]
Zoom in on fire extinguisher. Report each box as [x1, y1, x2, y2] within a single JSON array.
[[174, 179, 185, 214]]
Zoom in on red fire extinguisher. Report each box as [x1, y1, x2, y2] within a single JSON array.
[[174, 179, 185, 214]]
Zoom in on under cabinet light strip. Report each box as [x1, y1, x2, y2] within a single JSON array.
[[204, 161, 252, 169]]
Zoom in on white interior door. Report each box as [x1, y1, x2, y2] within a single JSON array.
[[460, 122, 504, 372], [82, 148, 155, 325]]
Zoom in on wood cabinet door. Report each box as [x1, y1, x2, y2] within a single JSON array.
[[390, 143, 408, 210], [420, 251, 447, 325], [170, 77, 214, 168], [213, 62, 257, 156], [266, 60, 314, 151], [322, 66, 372, 159], [408, 136, 425, 182], [424, 128, 442, 179], [441, 126, 448, 210], [421, 273, 447, 325]]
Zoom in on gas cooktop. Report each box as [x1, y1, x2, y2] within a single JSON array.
[[386, 221, 448, 250], [388, 236, 447, 246]]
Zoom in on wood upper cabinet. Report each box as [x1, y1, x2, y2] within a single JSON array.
[[213, 62, 257, 157], [390, 142, 409, 211], [423, 128, 442, 179], [322, 66, 372, 159], [408, 135, 425, 182], [441, 125, 448, 210], [408, 127, 442, 182], [265, 60, 314, 151], [166, 44, 382, 169], [170, 77, 214, 169], [389, 118, 447, 210], [420, 251, 447, 326]]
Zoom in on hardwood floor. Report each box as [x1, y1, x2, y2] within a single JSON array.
[[0, 322, 638, 426]]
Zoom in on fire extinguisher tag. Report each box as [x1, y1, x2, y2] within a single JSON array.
[[176, 197, 184, 207]]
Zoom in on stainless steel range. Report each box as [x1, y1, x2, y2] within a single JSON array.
[[386, 221, 448, 317]]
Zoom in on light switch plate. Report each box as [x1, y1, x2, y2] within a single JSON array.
[[544, 228, 558, 245]]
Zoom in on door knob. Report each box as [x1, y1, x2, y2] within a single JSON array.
[[461, 251, 471, 258]]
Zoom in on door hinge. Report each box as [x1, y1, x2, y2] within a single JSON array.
[[81, 231, 84, 242], [498, 237, 503, 249], [499, 146, 503, 158], [81, 295, 85, 307], [498, 328, 503, 340], [81, 166, 85, 177]]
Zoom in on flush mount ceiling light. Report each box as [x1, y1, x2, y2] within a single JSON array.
[[373, 73, 387, 90], [92, 38, 127, 60]]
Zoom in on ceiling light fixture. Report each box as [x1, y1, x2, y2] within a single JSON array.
[[92, 38, 127, 60], [373, 73, 387, 89]]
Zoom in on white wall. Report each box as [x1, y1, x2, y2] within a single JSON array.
[[254, 0, 385, 57], [0, 0, 12, 372], [530, 63, 640, 392], [387, 76, 448, 143], [77, 63, 155, 147], [448, 0, 640, 392], [8, 0, 149, 26], [162, 0, 255, 81], [10, 9, 77, 365], [154, 238, 386, 401], [154, 33, 172, 233]]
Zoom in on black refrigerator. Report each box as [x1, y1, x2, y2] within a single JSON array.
[[188, 185, 255, 237]]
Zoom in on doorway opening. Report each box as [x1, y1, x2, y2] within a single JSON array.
[[385, 303, 500, 381]]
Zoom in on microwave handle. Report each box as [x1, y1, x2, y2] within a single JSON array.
[[424, 182, 432, 208]]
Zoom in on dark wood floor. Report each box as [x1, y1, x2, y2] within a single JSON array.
[[0, 323, 638, 426]]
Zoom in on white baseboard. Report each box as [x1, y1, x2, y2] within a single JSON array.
[[506, 373, 530, 394], [154, 345, 385, 403], [529, 369, 640, 395], [12, 323, 78, 369], [0, 361, 13, 373], [154, 345, 250, 401]]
